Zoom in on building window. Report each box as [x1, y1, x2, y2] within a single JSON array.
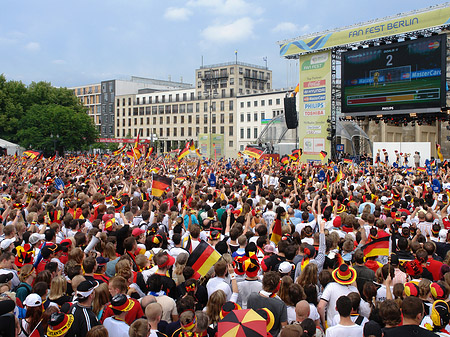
[[247, 113, 251, 122], [166, 128, 170, 136], [196, 115, 200, 124], [174, 116, 177, 124], [204, 115, 208, 124], [160, 117, 163, 124], [183, 93, 187, 101], [187, 104, 193, 113], [254, 128, 258, 139], [204, 127, 208, 133], [229, 140, 233, 147], [169, 94, 172, 102], [165, 105, 171, 114], [188, 115, 192, 123], [212, 114, 216, 124], [153, 117, 156, 124], [268, 99, 272, 106], [196, 103, 200, 112], [240, 128, 244, 139], [212, 126, 216, 133], [204, 102, 208, 112], [160, 128, 163, 137], [276, 98, 281, 105], [229, 113, 233, 123], [254, 101, 258, 107], [240, 114, 244, 122], [254, 113, 258, 122], [180, 104, 186, 113], [247, 101, 251, 107], [172, 105, 178, 113], [166, 116, 170, 124], [181, 128, 184, 136], [261, 112, 265, 120], [220, 101, 225, 111], [188, 127, 192, 136], [220, 114, 225, 124], [196, 127, 200, 136], [229, 100, 233, 110], [240, 102, 244, 108], [181, 116, 185, 123], [173, 128, 177, 136], [261, 100, 265, 106], [247, 128, 251, 139], [212, 102, 216, 112], [229, 126, 233, 136]]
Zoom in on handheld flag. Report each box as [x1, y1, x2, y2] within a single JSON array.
[[151, 174, 172, 197], [361, 236, 390, 258], [243, 146, 264, 160], [23, 150, 41, 159], [146, 147, 154, 160], [319, 151, 327, 161], [280, 155, 289, 165], [177, 147, 190, 161], [271, 219, 282, 245], [187, 241, 221, 279]]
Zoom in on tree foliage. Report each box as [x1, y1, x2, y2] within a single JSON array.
[[0, 74, 98, 154]]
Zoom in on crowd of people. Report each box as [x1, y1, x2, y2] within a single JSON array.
[[0, 152, 449, 337]]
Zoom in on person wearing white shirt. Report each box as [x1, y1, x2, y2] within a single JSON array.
[[325, 295, 363, 337], [206, 260, 232, 300]]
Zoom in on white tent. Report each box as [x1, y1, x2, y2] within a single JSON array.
[[0, 138, 24, 155]]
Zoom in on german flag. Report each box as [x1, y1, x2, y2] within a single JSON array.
[[436, 144, 444, 161], [243, 146, 264, 159], [361, 236, 390, 258], [292, 148, 302, 159], [430, 159, 436, 167], [343, 158, 352, 164], [189, 140, 196, 151], [319, 151, 327, 161], [151, 174, 172, 197], [187, 241, 221, 279], [417, 167, 426, 173], [126, 150, 134, 159], [195, 148, 202, 157], [271, 218, 282, 245], [280, 155, 289, 165], [332, 170, 342, 184], [196, 160, 202, 178], [23, 150, 41, 159], [146, 147, 154, 160], [237, 152, 243, 157], [113, 145, 126, 156], [178, 147, 190, 161]]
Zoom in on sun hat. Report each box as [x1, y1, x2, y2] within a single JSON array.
[[331, 264, 357, 285], [47, 312, 74, 337], [132, 228, 145, 237]]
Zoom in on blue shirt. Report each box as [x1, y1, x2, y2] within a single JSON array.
[[183, 214, 199, 229]]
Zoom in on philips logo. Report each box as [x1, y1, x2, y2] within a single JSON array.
[[381, 106, 394, 111]]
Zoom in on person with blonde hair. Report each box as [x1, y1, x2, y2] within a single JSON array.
[[205, 289, 226, 332], [92, 283, 110, 320], [145, 302, 165, 337], [48, 276, 71, 307], [172, 253, 188, 286], [128, 319, 149, 337], [86, 325, 109, 337], [16, 264, 36, 304]]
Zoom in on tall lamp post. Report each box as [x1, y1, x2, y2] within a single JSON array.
[[203, 69, 218, 159], [50, 133, 59, 157]]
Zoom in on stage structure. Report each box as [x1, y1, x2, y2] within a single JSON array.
[[278, 3, 450, 162]]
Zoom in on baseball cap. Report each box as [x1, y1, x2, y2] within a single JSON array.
[[0, 238, 15, 251], [96, 256, 109, 267], [132, 228, 145, 237], [76, 280, 99, 298], [264, 244, 275, 253], [156, 252, 175, 269], [29, 233, 45, 245], [380, 196, 389, 204], [0, 272, 13, 283], [278, 261, 293, 274], [23, 293, 42, 307], [439, 229, 448, 243]]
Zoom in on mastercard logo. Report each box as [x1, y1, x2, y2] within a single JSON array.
[[428, 41, 440, 49]]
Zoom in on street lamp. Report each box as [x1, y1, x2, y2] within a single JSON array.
[[50, 133, 60, 156], [203, 69, 218, 159]]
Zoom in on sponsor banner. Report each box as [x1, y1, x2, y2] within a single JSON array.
[[280, 5, 450, 56], [198, 134, 224, 158], [299, 51, 332, 162], [98, 138, 150, 143]]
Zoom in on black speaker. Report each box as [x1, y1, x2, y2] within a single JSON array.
[[284, 97, 298, 129]]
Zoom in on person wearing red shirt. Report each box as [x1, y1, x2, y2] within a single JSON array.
[[36, 244, 58, 274], [424, 241, 444, 281], [101, 275, 144, 325]]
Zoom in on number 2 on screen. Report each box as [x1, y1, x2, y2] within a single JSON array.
[[386, 54, 393, 66]]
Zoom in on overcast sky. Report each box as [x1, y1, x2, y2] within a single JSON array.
[[0, 0, 445, 89]]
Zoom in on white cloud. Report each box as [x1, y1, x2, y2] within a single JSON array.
[[272, 22, 298, 33], [188, 0, 262, 16], [164, 7, 193, 21], [25, 42, 40, 51], [52, 59, 66, 65], [201, 17, 255, 44]]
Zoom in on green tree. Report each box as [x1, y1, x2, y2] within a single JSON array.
[[17, 104, 98, 155], [0, 75, 27, 143]]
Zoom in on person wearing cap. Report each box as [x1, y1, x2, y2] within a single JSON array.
[[317, 264, 358, 329], [153, 251, 178, 299], [103, 294, 135, 337], [47, 312, 74, 337], [36, 244, 59, 274], [236, 254, 262, 309], [21, 293, 45, 336], [0, 238, 15, 253], [93, 256, 110, 284], [66, 279, 100, 337]]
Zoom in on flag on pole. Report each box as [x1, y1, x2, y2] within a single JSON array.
[[196, 160, 202, 178], [146, 147, 154, 160], [436, 144, 444, 161], [319, 151, 327, 161], [23, 150, 41, 159], [113, 145, 126, 156], [187, 241, 221, 279]]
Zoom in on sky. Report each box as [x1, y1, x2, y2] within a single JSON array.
[[0, 0, 446, 90]]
